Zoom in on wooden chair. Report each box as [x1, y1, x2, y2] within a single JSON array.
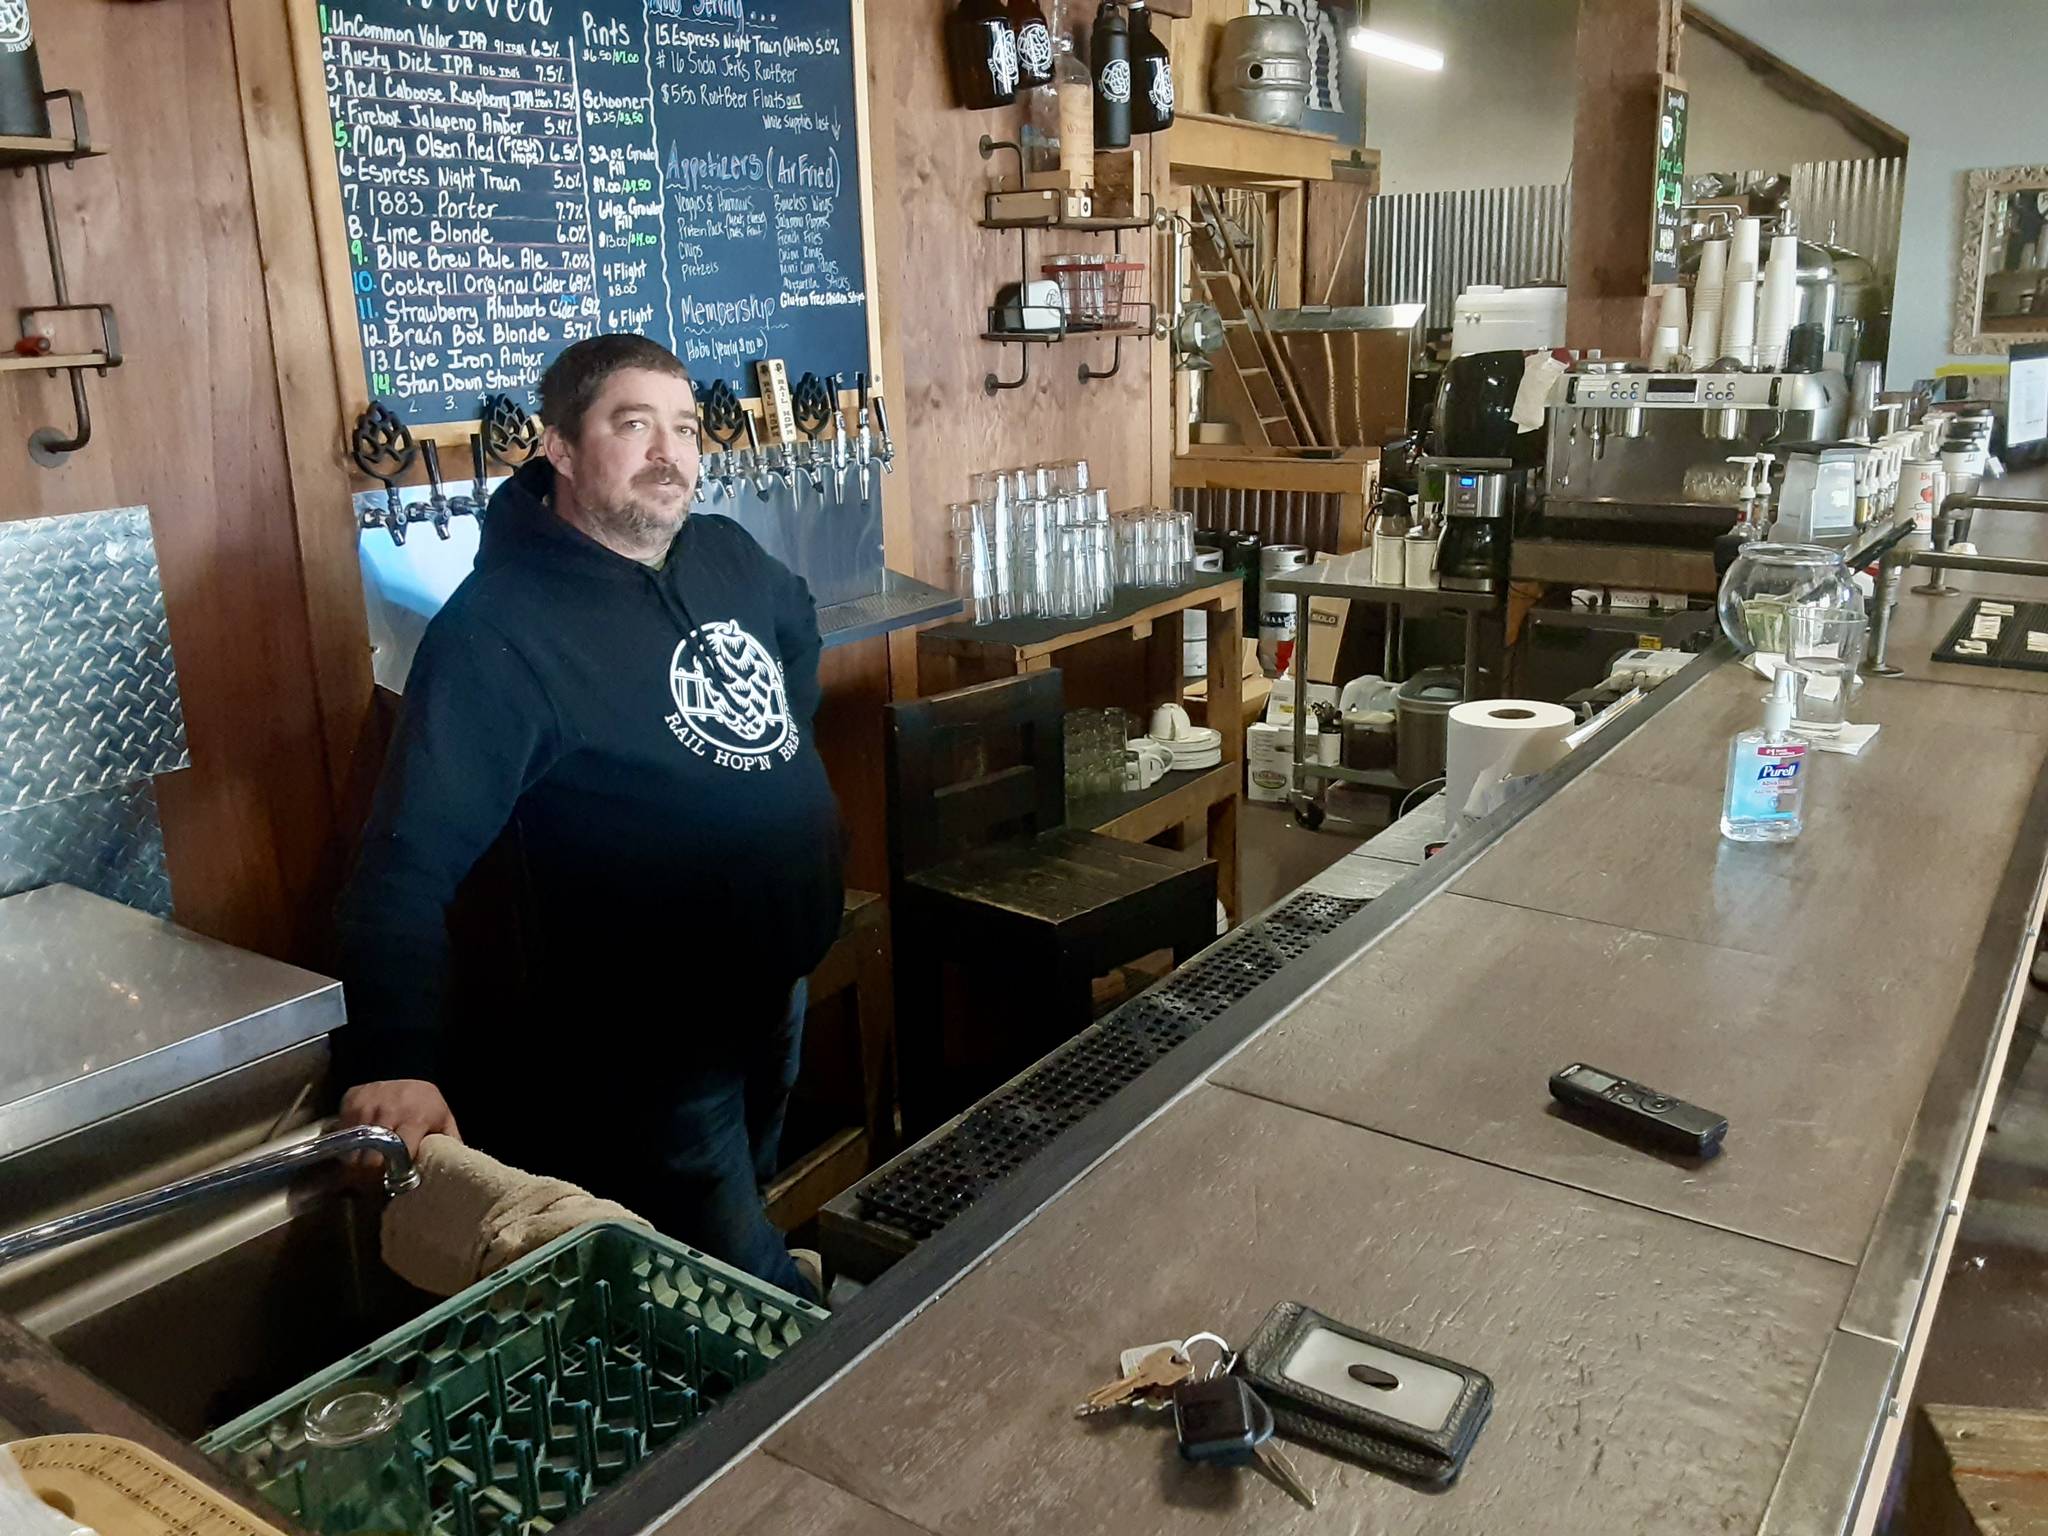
[[885, 671, 1218, 1135]]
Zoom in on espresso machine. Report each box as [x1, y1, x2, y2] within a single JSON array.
[[1538, 361, 1849, 546]]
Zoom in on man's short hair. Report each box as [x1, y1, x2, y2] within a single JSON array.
[[538, 335, 692, 442]]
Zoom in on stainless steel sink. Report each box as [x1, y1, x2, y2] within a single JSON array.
[[26, 1187, 434, 1440]]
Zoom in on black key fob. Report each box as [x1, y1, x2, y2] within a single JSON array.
[[1173, 1375, 1272, 1465]]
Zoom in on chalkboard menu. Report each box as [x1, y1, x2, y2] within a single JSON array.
[[318, 0, 873, 428]]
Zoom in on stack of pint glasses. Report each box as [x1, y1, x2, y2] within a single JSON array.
[[951, 460, 1116, 623], [949, 458, 1199, 626]]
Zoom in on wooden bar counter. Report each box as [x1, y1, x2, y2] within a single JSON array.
[[614, 516, 2048, 1536]]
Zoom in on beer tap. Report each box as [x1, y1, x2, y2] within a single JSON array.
[[419, 441, 454, 539], [827, 372, 852, 502], [753, 359, 800, 503], [854, 371, 875, 505], [700, 380, 747, 502], [791, 372, 832, 501], [872, 386, 896, 480], [741, 410, 778, 500], [479, 392, 541, 517], [349, 401, 419, 547]]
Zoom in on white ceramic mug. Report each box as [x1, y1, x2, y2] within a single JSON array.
[[1150, 701, 1193, 741], [1125, 738, 1173, 789]]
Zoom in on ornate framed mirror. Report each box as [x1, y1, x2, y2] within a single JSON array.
[[1955, 164, 2048, 354]]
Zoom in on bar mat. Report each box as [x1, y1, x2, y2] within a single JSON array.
[[1931, 598, 2048, 673]]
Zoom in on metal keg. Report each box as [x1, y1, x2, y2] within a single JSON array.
[[1209, 15, 1310, 127]]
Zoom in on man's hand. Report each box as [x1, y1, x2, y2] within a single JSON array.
[[339, 1078, 461, 1159]]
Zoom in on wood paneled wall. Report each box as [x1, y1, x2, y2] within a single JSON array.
[[865, 0, 1170, 610], [0, 1, 348, 959]]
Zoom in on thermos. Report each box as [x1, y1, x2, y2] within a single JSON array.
[[0, 0, 51, 140], [1128, 1, 1174, 134], [1008, 0, 1055, 90], [1091, 0, 1131, 150], [948, 0, 1019, 110]]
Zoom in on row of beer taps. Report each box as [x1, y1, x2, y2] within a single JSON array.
[[349, 394, 543, 546], [694, 368, 894, 509], [348, 366, 896, 547]]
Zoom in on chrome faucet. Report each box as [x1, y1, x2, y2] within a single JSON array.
[[0, 1124, 420, 1269]]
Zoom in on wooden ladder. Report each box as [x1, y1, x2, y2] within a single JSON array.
[[1189, 187, 1321, 450]]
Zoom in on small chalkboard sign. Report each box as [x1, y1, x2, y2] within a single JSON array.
[[309, 0, 876, 429], [1650, 82, 1688, 285]]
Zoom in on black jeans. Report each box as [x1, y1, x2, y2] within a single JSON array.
[[505, 980, 813, 1302]]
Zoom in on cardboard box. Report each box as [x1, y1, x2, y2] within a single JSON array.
[[1184, 638, 1269, 731], [1302, 596, 1353, 684], [1263, 676, 1339, 728], [1246, 722, 1296, 803]]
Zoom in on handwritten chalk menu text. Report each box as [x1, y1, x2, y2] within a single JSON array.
[[320, 0, 872, 427]]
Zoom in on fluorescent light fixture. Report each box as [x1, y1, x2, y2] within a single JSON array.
[[1349, 27, 1445, 70]]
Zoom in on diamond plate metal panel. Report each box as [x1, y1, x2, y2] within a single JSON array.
[[0, 781, 171, 915], [0, 507, 189, 810]]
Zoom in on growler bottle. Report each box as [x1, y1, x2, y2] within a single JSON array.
[[949, 0, 1018, 109], [1128, 1, 1175, 134], [1091, 0, 1131, 150]]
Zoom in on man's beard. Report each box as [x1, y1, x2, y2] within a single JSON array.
[[595, 467, 691, 546]]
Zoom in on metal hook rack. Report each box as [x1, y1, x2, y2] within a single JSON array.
[[0, 90, 121, 467], [975, 136, 1157, 397]]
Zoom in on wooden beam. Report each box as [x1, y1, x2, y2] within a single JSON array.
[[1566, 0, 1680, 358], [1170, 112, 1339, 185], [1683, 7, 1908, 160]]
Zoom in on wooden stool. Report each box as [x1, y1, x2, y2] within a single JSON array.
[[766, 890, 896, 1231], [886, 672, 1218, 1136]]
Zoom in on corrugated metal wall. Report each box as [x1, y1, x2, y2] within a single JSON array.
[[1361, 158, 1905, 333], [1364, 184, 1571, 331], [1789, 157, 1906, 276]]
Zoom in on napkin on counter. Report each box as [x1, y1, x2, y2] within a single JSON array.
[[1741, 652, 1880, 754], [381, 1135, 648, 1296]]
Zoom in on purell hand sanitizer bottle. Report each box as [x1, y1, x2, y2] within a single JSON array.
[[1721, 670, 1807, 843]]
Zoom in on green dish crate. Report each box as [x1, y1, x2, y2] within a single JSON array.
[[198, 1221, 827, 1534]]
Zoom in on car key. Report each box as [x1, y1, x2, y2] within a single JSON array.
[[1173, 1375, 1317, 1508]]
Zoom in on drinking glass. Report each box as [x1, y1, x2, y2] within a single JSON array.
[[294, 1381, 428, 1536], [1781, 604, 1866, 736]]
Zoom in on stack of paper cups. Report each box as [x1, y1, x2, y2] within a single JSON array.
[[1729, 216, 1763, 283], [1721, 277, 1758, 366], [1652, 287, 1688, 369], [1755, 234, 1800, 370], [1688, 239, 1727, 365]]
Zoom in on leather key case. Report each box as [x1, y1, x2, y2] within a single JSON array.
[[1238, 1301, 1493, 1487]]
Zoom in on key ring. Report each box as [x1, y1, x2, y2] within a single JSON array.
[[1180, 1332, 1236, 1381]]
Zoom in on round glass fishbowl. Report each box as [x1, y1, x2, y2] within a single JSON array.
[[1717, 543, 1860, 656]]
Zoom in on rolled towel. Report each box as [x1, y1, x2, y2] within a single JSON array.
[[381, 1135, 649, 1296]]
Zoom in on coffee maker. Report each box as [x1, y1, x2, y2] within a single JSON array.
[[1432, 458, 1516, 593], [1424, 352, 1546, 594]]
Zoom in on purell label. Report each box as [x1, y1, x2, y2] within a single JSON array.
[[1016, 21, 1053, 77], [1729, 740, 1805, 820], [1099, 57, 1131, 103], [1146, 59, 1175, 115], [989, 23, 1020, 94], [0, 0, 31, 53]]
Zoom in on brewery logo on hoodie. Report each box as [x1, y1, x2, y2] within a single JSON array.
[[665, 619, 798, 770]]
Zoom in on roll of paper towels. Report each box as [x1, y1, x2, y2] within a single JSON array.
[[1444, 699, 1577, 827]]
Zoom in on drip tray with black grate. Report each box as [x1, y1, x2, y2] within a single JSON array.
[[825, 892, 1369, 1270], [1931, 597, 2048, 672]]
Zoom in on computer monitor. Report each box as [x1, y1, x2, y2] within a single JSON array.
[[2011, 341, 2048, 450]]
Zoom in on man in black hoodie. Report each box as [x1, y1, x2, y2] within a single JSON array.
[[333, 334, 843, 1301]]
